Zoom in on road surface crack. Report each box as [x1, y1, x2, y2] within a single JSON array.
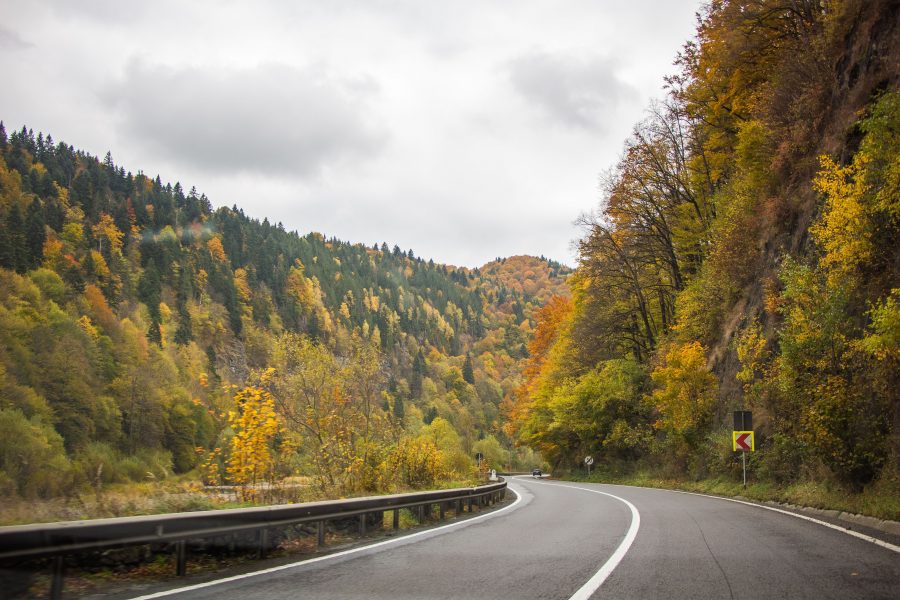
[[688, 512, 735, 600]]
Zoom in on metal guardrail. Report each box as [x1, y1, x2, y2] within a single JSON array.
[[0, 480, 506, 599]]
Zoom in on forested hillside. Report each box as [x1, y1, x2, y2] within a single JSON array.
[[0, 123, 568, 503], [507, 0, 899, 494]]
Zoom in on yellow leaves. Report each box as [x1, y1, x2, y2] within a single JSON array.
[[62, 222, 83, 247], [811, 154, 872, 286], [196, 269, 208, 294], [199, 446, 223, 486], [88, 250, 110, 279], [42, 236, 65, 268], [649, 341, 718, 437], [382, 436, 447, 489], [286, 263, 316, 310], [234, 268, 251, 305], [91, 213, 124, 255], [259, 367, 276, 384], [736, 320, 767, 385], [206, 236, 227, 262], [227, 385, 282, 493], [856, 289, 900, 362], [77, 314, 98, 339]]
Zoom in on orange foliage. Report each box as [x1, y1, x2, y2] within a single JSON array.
[[503, 295, 573, 436], [84, 284, 119, 336]]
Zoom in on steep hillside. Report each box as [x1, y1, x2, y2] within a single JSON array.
[[507, 0, 899, 495]]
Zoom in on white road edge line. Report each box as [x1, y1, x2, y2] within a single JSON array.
[[126, 488, 524, 600], [521, 479, 640, 600], [670, 489, 900, 554]]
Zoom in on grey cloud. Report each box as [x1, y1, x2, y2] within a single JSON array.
[[104, 62, 386, 178], [508, 51, 638, 131], [0, 27, 32, 50]]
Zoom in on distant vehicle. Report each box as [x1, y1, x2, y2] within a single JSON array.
[[532, 468, 542, 478]]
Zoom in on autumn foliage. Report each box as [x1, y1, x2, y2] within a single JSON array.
[[506, 1, 899, 492]]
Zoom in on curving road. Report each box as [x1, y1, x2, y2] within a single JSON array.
[[125, 477, 900, 600]]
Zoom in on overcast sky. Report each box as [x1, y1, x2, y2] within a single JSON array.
[[0, 0, 703, 267]]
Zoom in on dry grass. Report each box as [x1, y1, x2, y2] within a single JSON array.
[[0, 476, 489, 527]]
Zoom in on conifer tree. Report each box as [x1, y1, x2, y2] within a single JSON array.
[[174, 263, 193, 345], [463, 353, 475, 384], [25, 200, 46, 270], [3, 205, 26, 273]]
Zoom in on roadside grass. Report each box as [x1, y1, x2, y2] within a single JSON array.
[[561, 470, 900, 522], [0, 476, 486, 526]]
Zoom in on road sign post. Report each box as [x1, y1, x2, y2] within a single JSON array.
[[584, 455, 594, 478], [732, 410, 754, 487]]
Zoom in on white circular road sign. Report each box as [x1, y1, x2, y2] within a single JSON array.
[[584, 456, 594, 466]]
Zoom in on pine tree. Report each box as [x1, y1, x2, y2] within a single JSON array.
[[25, 199, 46, 270], [393, 397, 405, 421], [463, 353, 475, 384], [411, 349, 426, 398], [138, 263, 163, 345], [3, 205, 27, 273], [174, 263, 193, 345]]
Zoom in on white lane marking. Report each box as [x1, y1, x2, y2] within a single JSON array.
[[671, 489, 900, 554], [520, 479, 641, 600], [127, 489, 524, 599]]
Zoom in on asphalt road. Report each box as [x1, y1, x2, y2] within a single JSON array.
[[127, 478, 900, 599]]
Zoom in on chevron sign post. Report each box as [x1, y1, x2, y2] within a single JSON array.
[[733, 411, 754, 487], [732, 431, 754, 452]]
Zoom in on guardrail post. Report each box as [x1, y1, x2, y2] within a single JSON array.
[[439, 502, 445, 520], [392, 509, 400, 530], [257, 528, 268, 559], [358, 514, 366, 535], [317, 521, 326, 547], [49, 555, 65, 600], [175, 540, 187, 576]]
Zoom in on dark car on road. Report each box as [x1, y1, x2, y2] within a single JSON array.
[[532, 468, 542, 478]]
